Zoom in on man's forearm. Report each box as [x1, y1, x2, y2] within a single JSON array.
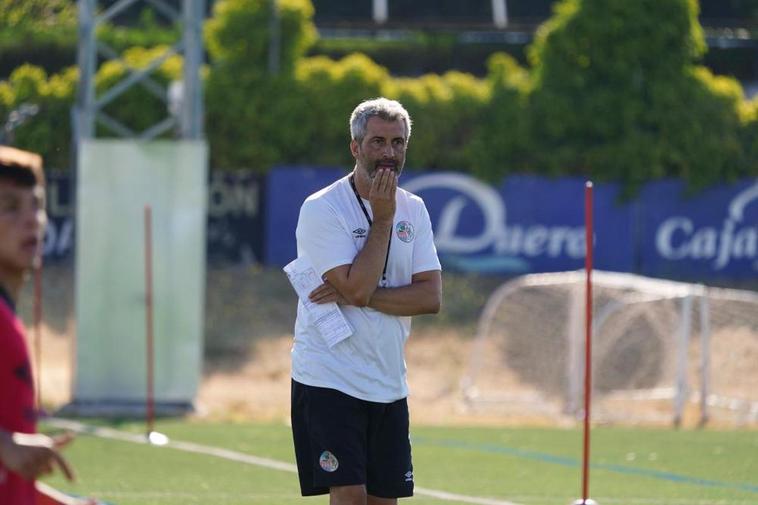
[[340, 219, 393, 305], [367, 279, 441, 316]]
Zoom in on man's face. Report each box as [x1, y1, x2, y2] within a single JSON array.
[[351, 117, 408, 179], [0, 179, 46, 273]]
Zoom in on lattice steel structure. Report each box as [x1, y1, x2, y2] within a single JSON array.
[[73, 0, 205, 143]]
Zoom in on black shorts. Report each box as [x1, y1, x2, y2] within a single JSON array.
[[290, 380, 414, 498]]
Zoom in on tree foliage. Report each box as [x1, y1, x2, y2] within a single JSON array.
[[0, 0, 76, 30], [1, 0, 756, 191], [526, 0, 754, 193], [0, 64, 76, 168], [205, 0, 317, 77]]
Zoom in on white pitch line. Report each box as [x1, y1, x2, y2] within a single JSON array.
[[46, 418, 522, 505], [413, 487, 522, 505]]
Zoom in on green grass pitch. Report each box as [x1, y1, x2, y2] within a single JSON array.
[[39, 419, 758, 505]]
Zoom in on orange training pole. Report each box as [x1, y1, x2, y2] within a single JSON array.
[[144, 205, 155, 436], [581, 181, 594, 504], [33, 260, 43, 413]]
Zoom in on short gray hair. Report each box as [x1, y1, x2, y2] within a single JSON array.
[[349, 97, 412, 142]]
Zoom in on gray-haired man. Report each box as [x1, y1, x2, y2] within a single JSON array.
[[290, 97, 442, 505]]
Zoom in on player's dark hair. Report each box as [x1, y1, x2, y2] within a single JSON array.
[[0, 146, 45, 188]]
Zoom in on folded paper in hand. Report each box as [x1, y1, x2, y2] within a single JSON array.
[[284, 256, 353, 347]]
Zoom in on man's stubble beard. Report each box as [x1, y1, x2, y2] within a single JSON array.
[[362, 159, 403, 180]]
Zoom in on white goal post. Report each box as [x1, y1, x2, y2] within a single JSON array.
[[462, 271, 758, 427]]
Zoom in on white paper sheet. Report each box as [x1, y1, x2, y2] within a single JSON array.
[[284, 256, 353, 347]]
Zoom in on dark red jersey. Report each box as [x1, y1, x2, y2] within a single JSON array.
[[0, 294, 37, 504]]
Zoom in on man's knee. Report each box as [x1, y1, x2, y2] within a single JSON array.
[[330, 484, 367, 505], [367, 495, 398, 505]]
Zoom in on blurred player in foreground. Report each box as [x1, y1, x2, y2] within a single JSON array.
[[0, 146, 95, 505], [290, 98, 442, 505]]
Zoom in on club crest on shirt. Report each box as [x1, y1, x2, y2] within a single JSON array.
[[319, 450, 339, 472], [396, 221, 415, 243], [352, 227, 367, 239]]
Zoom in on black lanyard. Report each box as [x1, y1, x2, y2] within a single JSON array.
[[349, 174, 391, 286]]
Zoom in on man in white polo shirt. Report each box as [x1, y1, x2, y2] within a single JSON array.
[[291, 97, 442, 505]]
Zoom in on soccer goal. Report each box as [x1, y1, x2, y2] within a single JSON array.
[[461, 271, 758, 427]]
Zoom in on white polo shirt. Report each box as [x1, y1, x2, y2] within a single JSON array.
[[292, 174, 441, 403]]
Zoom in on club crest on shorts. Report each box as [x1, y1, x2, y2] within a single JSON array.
[[319, 450, 339, 472], [396, 221, 415, 243]]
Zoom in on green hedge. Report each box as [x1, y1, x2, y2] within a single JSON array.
[[1, 0, 756, 191], [0, 3, 181, 78], [524, 0, 756, 193], [0, 0, 77, 78], [386, 70, 490, 172], [310, 36, 529, 77], [203, 0, 320, 170], [0, 65, 77, 169]]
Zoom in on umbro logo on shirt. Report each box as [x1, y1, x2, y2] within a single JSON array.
[[352, 228, 367, 238]]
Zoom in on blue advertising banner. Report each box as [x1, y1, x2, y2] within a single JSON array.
[[265, 168, 636, 275], [264, 167, 757, 281], [639, 179, 758, 280], [43, 172, 75, 260], [402, 172, 634, 274], [50, 165, 757, 281], [264, 166, 349, 265], [41, 170, 266, 264], [206, 170, 264, 264]]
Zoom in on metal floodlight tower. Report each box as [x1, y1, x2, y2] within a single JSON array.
[[73, 0, 205, 145], [68, 0, 208, 420]]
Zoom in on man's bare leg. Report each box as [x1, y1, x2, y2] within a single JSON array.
[[368, 495, 397, 505], [330, 484, 367, 505], [330, 485, 399, 505]]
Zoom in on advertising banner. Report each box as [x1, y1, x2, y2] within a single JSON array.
[[639, 179, 758, 280], [50, 165, 757, 281], [264, 166, 349, 265], [402, 173, 634, 274], [42, 170, 265, 265], [265, 168, 635, 275], [265, 167, 757, 281], [43, 173, 75, 260], [206, 170, 265, 264]]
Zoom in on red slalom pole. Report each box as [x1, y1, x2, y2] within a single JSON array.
[[144, 205, 155, 437], [581, 181, 594, 504], [33, 260, 43, 413]]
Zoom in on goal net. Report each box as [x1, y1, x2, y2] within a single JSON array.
[[461, 271, 758, 427]]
